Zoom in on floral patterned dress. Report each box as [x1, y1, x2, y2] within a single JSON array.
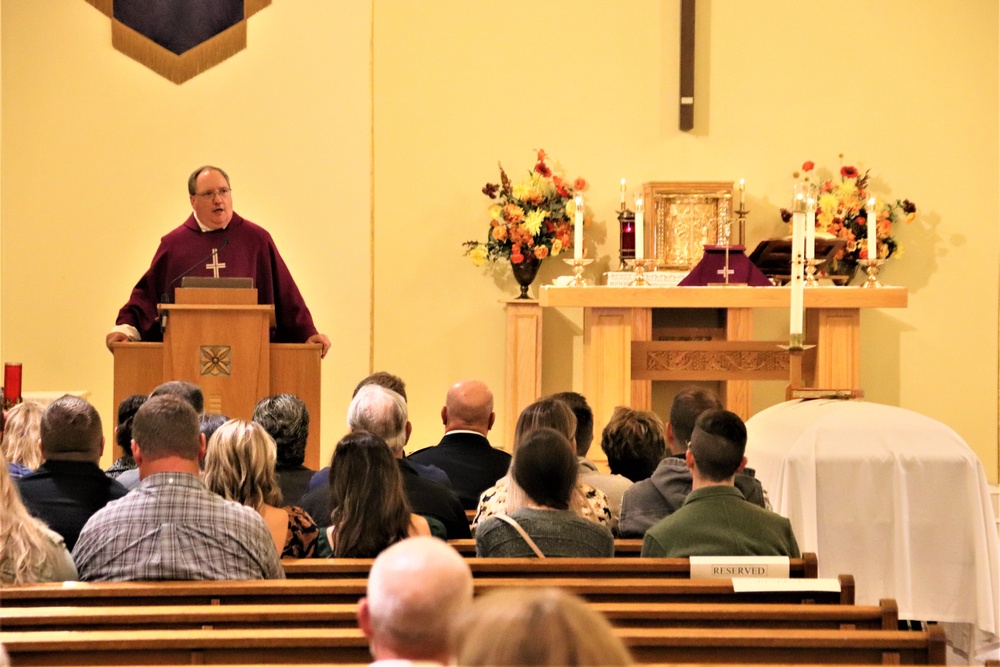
[[471, 476, 613, 533], [282, 506, 319, 558]]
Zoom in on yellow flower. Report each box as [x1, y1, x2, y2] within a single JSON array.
[[468, 244, 489, 267], [523, 209, 545, 236], [818, 193, 839, 215], [488, 205, 502, 221], [551, 238, 563, 256], [835, 180, 858, 200]]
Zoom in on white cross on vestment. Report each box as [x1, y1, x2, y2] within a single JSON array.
[[717, 266, 735, 278], [206, 249, 226, 278]]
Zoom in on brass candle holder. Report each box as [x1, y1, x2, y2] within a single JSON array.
[[805, 259, 820, 287], [859, 258, 886, 288], [562, 258, 594, 286], [626, 258, 653, 286]]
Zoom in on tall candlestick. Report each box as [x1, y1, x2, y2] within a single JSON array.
[[790, 211, 805, 336], [805, 194, 816, 261], [574, 195, 584, 260], [634, 195, 645, 261], [867, 197, 877, 260], [739, 178, 745, 210], [620, 178, 626, 209]]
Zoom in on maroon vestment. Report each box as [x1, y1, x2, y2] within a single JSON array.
[[115, 212, 318, 343]]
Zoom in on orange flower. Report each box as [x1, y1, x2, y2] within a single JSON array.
[[503, 204, 524, 224], [574, 178, 587, 191], [536, 148, 547, 162], [492, 225, 508, 242], [534, 246, 549, 260]]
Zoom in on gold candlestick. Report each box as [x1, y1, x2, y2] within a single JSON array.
[[562, 258, 594, 286], [805, 259, 820, 287], [627, 258, 653, 286], [859, 259, 885, 288]]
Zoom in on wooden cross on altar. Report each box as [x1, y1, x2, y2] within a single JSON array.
[[206, 249, 226, 278], [679, 0, 696, 131]]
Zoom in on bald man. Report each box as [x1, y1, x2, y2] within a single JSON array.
[[357, 537, 474, 664], [408, 380, 511, 509]]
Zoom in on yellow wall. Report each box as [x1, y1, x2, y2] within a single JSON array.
[[1, 1, 997, 482]]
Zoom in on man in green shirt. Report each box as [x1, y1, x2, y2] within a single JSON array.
[[641, 409, 799, 558]]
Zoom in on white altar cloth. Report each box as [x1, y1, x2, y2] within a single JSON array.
[[745, 399, 999, 637]]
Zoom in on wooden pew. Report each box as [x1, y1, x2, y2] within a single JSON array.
[[449, 537, 644, 555], [0, 625, 946, 665], [0, 574, 854, 607], [283, 554, 820, 579], [0, 599, 898, 633]]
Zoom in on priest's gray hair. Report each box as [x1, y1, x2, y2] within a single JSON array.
[[187, 165, 230, 195], [347, 385, 408, 455]]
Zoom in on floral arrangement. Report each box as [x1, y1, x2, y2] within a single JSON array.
[[781, 156, 917, 272], [464, 149, 586, 266]]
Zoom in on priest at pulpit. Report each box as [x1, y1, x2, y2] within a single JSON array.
[[105, 166, 330, 357]]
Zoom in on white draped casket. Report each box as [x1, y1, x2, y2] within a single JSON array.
[[745, 399, 999, 641]]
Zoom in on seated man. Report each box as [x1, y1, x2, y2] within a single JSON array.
[[408, 379, 511, 509], [641, 409, 800, 558], [17, 396, 128, 550], [358, 536, 473, 664], [299, 385, 470, 540], [552, 392, 633, 526], [116, 380, 205, 491], [72, 395, 284, 581], [253, 393, 314, 505], [619, 387, 766, 537]]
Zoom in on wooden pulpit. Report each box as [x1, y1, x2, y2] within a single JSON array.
[[111, 287, 323, 468]]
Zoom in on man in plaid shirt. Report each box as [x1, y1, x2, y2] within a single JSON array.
[[73, 395, 283, 581]]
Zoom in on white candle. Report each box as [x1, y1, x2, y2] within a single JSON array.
[[790, 211, 805, 335], [574, 195, 584, 260], [620, 178, 626, 208], [739, 178, 745, 209], [805, 196, 816, 261], [635, 195, 645, 260], [867, 197, 877, 260]]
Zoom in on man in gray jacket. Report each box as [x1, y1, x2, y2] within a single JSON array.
[[618, 387, 767, 538]]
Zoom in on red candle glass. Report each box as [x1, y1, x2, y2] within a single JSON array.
[[3, 362, 23, 410]]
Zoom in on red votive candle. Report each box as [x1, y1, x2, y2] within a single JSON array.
[[3, 362, 23, 406]]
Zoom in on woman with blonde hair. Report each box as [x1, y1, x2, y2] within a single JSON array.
[[472, 397, 612, 531], [318, 431, 430, 557], [0, 452, 77, 583], [453, 587, 633, 666], [2, 401, 44, 478], [204, 419, 318, 557]]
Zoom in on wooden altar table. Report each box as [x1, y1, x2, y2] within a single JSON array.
[[511, 286, 907, 436]]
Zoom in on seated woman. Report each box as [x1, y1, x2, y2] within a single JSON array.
[[453, 587, 633, 666], [204, 420, 318, 558], [105, 394, 146, 479], [0, 452, 77, 583], [2, 401, 44, 479], [476, 428, 614, 557], [472, 397, 612, 531], [318, 431, 430, 557]]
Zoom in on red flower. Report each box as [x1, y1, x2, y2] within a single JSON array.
[[574, 178, 587, 191], [802, 161, 815, 172], [482, 183, 499, 199], [510, 253, 524, 264], [534, 161, 552, 177], [556, 185, 570, 198], [841, 166, 859, 179]]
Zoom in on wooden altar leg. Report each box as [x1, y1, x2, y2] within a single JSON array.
[[504, 300, 542, 448], [584, 307, 650, 437], [813, 308, 861, 388], [722, 307, 753, 421]]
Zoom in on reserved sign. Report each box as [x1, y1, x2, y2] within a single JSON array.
[[690, 556, 790, 579]]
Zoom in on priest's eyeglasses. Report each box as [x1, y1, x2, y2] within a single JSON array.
[[195, 187, 232, 200]]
